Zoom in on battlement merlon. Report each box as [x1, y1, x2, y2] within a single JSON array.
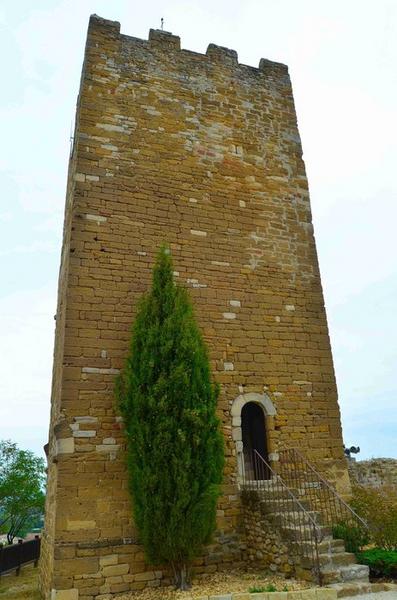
[[87, 13, 289, 77]]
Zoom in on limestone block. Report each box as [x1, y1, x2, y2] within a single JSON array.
[[95, 444, 120, 453], [229, 300, 241, 307], [102, 563, 129, 576], [134, 571, 156, 581], [99, 555, 118, 567], [74, 416, 98, 423], [314, 591, 336, 600], [56, 438, 74, 455], [67, 520, 96, 531], [51, 589, 79, 600], [73, 430, 96, 438], [296, 590, 316, 599]]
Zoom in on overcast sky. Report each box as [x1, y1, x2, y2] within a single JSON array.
[[1, 0, 396, 460]]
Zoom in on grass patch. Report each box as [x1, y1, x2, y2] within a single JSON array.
[[0, 563, 40, 599], [249, 583, 288, 593]]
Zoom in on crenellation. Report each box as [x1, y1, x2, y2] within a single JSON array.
[[148, 28, 181, 50]]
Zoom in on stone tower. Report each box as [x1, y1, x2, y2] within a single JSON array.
[[40, 14, 349, 599]]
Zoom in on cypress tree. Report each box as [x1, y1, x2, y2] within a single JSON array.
[[116, 246, 224, 589]]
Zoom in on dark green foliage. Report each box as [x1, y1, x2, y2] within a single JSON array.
[[356, 548, 397, 579], [0, 440, 45, 544], [248, 583, 278, 593], [332, 520, 370, 554], [116, 247, 224, 588]]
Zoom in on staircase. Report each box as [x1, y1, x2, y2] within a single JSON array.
[[242, 449, 370, 586]]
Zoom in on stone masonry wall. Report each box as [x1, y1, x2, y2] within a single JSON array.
[[241, 492, 294, 578], [40, 14, 348, 599], [348, 458, 397, 489]]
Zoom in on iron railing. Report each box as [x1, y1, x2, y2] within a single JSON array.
[[242, 449, 323, 584], [278, 448, 369, 533]]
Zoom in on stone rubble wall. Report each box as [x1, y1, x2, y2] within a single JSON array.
[[348, 458, 397, 489], [241, 492, 294, 578]]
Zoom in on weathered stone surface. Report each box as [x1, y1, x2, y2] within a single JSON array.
[[51, 588, 79, 599], [348, 458, 397, 488], [101, 564, 129, 577], [40, 12, 348, 599]]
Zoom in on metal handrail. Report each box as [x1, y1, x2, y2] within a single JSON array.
[[242, 449, 323, 584], [278, 448, 369, 532]]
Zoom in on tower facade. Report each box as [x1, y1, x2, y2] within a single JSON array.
[[40, 15, 349, 599]]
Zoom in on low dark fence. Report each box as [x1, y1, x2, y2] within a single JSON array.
[[0, 536, 41, 576]]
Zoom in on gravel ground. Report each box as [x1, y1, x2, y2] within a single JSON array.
[[343, 594, 397, 600], [115, 570, 309, 599]]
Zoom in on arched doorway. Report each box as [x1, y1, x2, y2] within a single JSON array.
[[231, 392, 276, 482], [241, 402, 269, 480]]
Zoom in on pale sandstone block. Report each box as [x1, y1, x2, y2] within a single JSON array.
[[95, 444, 120, 453], [296, 589, 316, 599], [56, 438, 74, 454], [73, 430, 96, 438], [133, 571, 156, 581], [74, 416, 98, 423], [99, 555, 118, 567], [315, 590, 336, 599], [211, 260, 230, 266], [82, 367, 120, 374], [102, 563, 129, 576], [51, 589, 79, 600], [67, 520, 96, 531]]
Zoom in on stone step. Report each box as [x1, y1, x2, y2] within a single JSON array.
[[278, 523, 331, 542], [260, 497, 311, 512], [266, 509, 323, 526], [290, 537, 345, 555], [301, 551, 357, 570], [320, 552, 357, 568], [255, 486, 300, 500], [321, 563, 369, 585], [331, 582, 397, 598]]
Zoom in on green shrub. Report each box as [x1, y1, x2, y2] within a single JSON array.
[[356, 548, 397, 579], [116, 247, 224, 589], [332, 520, 370, 553], [249, 583, 277, 593], [351, 485, 397, 551]]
